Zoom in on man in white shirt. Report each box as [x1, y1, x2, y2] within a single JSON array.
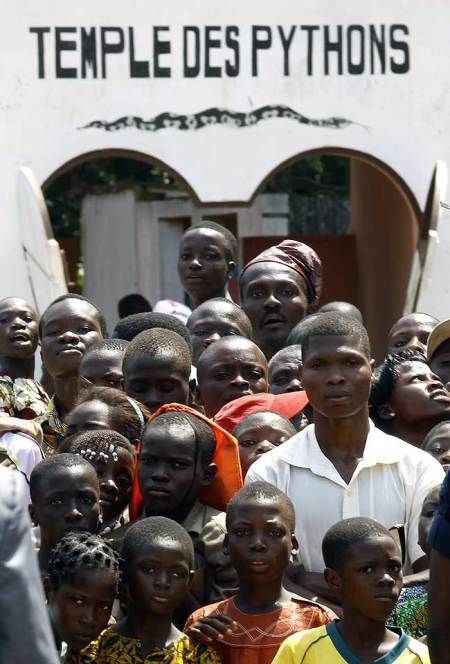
[[246, 312, 444, 599]]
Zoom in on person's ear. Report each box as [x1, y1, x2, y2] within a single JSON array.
[[378, 404, 396, 421], [201, 463, 217, 486], [291, 533, 299, 556], [227, 261, 236, 279], [223, 533, 229, 556], [324, 567, 342, 594]]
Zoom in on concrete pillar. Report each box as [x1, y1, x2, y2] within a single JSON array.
[[351, 159, 418, 362]]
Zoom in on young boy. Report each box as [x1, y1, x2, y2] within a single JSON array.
[[185, 482, 335, 664], [187, 298, 253, 366], [268, 345, 303, 395], [39, 294, 106, 451], [197, 336, 268, 418], [387, 312, 438, 356], [79, 338, 129, 391], [178, 222, 237, 309], [233, 411, 296, 477], [272, 517, 430, 664], [123, 328, 191, 414], [422, 420, 450, 471], [29, 453, 101, 574], [112, 310, 192, 349]]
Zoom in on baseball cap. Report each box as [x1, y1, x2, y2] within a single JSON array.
[[427, 318, 450, 360]]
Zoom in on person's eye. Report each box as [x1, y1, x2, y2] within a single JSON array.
[[49, 497, 63, 506], [205, 252, 220, 260], [280, 288, 295, 297], [360, 566, 373, 574], [248, 369, 262, 379], [394, 340, 407, 347], [46, 329, 60, 337], [214, 371, 229, 380], [250, 289, 264, 298], [179, 253, 191, 261], [81, 494, 95, 505], [142, 566, 156, 574], [78, 325, 92, 334], [71, 597, 84, 606], [310, 361, 322, 369], [159, 382, 177, 394], [270, 527, 285, 537], [389, 562, 402, 574], [233, 527, 249, 537], [139, 455, 154, 465], [116, 475, 132, 487], [172, 460, 189, 470], [24, 315, 33, 323], [240, 439, 257, 448], [346, 359, 360, 368], [194, 329, 208, 337], [129, 381, 147, 394], [100, 603, 112, 612], [172, 569, 187, 578]]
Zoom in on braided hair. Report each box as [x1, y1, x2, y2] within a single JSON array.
[[60, 429, 136, 464], [47, 531, 120, 591]]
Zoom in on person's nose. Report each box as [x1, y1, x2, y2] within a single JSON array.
[[440, 450, 450, 464], [230, 373, 249, 387], [154, 570, 171, 588], [406, 336, 426, 354], [79, 604, 96, 627], [151, 462, 170, 482], [188, 256, 202, 270], [66, 501, 83, 522], [250, 532, 267, 551], [255, 440, 275, 455], [10, 316, 26, 330], [285, 378, 302, 392], [325, 368, 345, 385], [101, 476, 119, 497], [378, 569, 396, 587], [59, 329, 79, 344], [428, 373, 446, 390], [203, 332, 221, 348], [263, 292, 281, 308]]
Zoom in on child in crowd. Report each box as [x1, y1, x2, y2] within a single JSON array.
[[66, 386, 149, 446], [123, 328, 192, 414], [79, 339, 129, 391], [39, 294, 106, 451], [77, 517, 221, 663], [422, 421, 450, 470], [427, 318, 450, 388], [197, 336, 268, 417], [185, 482, 335, 664], [187, 298, 253, 366], [389, 485, 440, 639], [369, 349, 450, 447], [45, 531, 120, 661], [232, 411, 296, 477], [60, 429, 136, 532], [112, 311, 192, 350], [272, 517, 430, 664], [29, 453, 101, 574], [268, 345, 303, 395], [178, 222, 237, 309], [387, 312, 439, 356]]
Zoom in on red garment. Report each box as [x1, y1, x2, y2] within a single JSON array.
[[214, 392, 308, 434], [184, 595, 336, 664], [129, 403, 243, 519]]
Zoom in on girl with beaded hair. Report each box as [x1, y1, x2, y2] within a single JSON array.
[[44, 531, 120, 661]]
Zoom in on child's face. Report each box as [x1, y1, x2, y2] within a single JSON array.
[[388, 362, 450, 424], [126, 540, 193, 615], [178, 229, 233, 303], [423, 426, 450, 471], [31, 466, 100, 546], [418, 486, 441, 557], [0, 298, 38, 360], [92, 445, 134, 524], [198, 338, 268, 417], [387, 313, 437, 356], [236, 413, 294, 477], [430, 339, 450, 389], [138, 422, 214, 520], [269, 350, 303, 395], [66, 400, 112, 437], [79, 350, 124, 390], [41, 300, 104, 378], [226, 498, 296, 585], [125, 353, 189, 414], [327, 535, 402, 622], [47, 567, 116, 651], [188, 303, 250, 366]]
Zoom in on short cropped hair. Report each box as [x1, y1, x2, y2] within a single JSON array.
[[422, 420, 450, 450], [118, 293, 152, 319], [82, 338, 130, 357], [268, 345, 303, 374], [143, 410, 216, 466], [226, 481, 296, 531], [183, 221, 238, 263], [286, 314, 321, 346], [123, 328, 192, 380], [112, 312, 192, 350], [39, 293, 107, 337], [60, 429, 136, 461], [122, 516, 194, 570], [232, 410, 296, 440], [47, 531, 120, 591], [300, 312, 371, 359], [369, 349, 429, 429], [187, 298, 253, 339], [318, 301, 363, 322], [30, 453, 97, 503], [322, 517, 393, 571]]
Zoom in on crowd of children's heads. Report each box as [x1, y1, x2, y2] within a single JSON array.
[[2, 226, 448, 662]]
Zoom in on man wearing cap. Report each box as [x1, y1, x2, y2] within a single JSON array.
[[428, 319, 450, 388], [240, 240, 322, 360], [428, 470, 450, 663]]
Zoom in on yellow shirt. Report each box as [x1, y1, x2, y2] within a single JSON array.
[[271, 622, 430, 664]]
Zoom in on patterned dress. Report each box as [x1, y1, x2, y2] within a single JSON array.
[[389, 585, 428, 639], [66, 629, 222, 663]]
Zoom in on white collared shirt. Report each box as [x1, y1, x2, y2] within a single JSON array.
[[246, 422, 444, 572]]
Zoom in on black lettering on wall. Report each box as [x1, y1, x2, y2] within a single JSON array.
[[205, 26, 222, 77], [278, 25, 296, 76], [301, 25, 319, 76], [55, 27, 77, 78], [390, 24, 410, 73], [30, 27, 50, 78], [324, 25, 343, 75], [369, 25, 386, 74], [252, 26, 272, 76], [81, 28, 98, 78], [183, 26, 200, 77], [347, 25, 365, 75], [225, 26, 240, 77], [129, 27, 149, 77], [154, 26, 171, 77], [101, 27, 125, 79]]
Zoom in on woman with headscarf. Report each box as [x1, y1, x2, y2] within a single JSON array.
[[240, 240, 322, 359]]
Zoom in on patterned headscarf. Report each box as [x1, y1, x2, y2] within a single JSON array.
[[240, 239, 322, 310]]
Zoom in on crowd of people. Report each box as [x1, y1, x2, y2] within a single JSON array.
[[1, 220, 450, 663]]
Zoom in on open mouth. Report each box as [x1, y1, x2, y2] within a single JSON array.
[[430, 389, 450, 402], [9, 333, 31, 343], [261, 314, 286, 328]]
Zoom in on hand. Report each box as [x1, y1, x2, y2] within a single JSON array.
[[185, 614, 238, 645]]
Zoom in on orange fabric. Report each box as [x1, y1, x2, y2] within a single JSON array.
[[213, 391, 309, 434], [129, 403, 243, 520], [184, 595, 336, 664]]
